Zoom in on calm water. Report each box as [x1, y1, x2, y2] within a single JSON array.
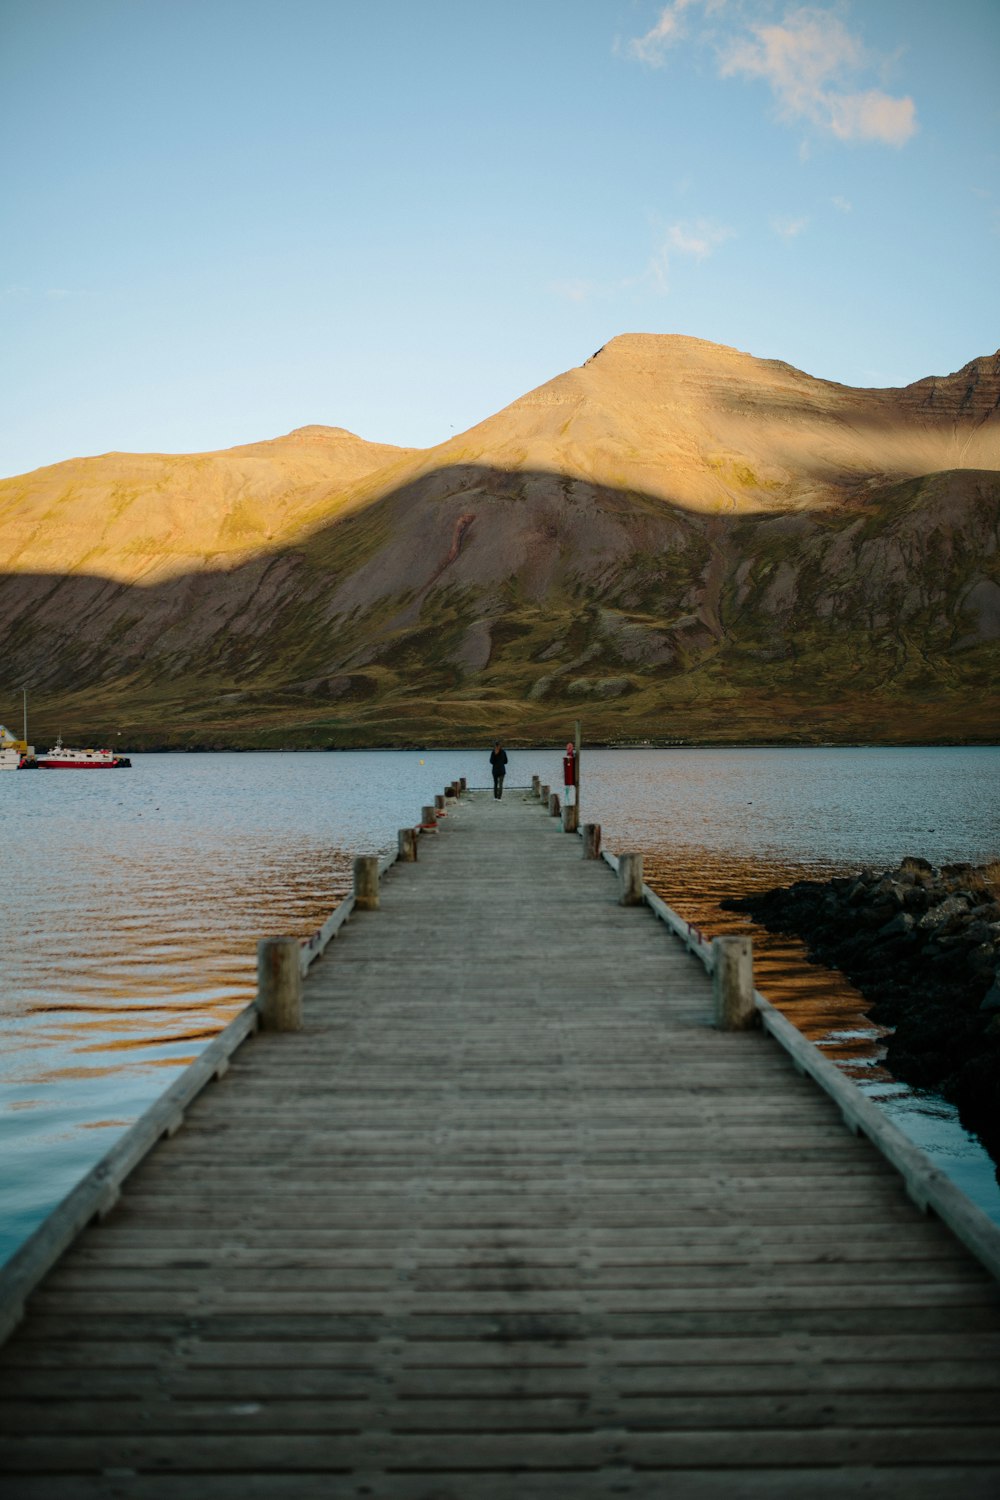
[[1, 746, 998, 1262]]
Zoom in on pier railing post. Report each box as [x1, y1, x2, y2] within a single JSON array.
[[540, 784, 550, 805], [618, 852, 644, 905], [398, 828, 418, 861], [434, 794, 446, 814], [353, 855, 380, 911], [421, 805, 438, 829], [459, 777, 467, 792], [531, 775, 540, 799], [548, 791, 560, 817], [582, 823, 601, 859], [257, 937, 303, 1031], [713, 936, 757, 1030], [563, 802, 579, 833]]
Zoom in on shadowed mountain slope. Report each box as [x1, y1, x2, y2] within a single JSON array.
[[1, 336, 998, 746]]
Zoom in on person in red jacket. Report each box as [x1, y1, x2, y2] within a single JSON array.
[[489, 741, 508, 799]]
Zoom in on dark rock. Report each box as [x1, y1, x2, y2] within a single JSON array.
[[726, 857, 1000, 1172], [979, 981, 1000, 1013], [877, 912, 916, 940], [917, 895, 971, 932]]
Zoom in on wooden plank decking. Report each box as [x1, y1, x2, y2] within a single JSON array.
[[2, 788, 1000, 1497]]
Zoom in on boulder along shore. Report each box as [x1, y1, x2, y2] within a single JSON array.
[[724, 858, 1000, 1172]]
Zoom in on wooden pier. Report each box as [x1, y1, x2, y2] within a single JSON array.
[[2, 786, 1000, 1497]]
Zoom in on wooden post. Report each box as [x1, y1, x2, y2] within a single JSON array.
[[421, 805, 437, 829], [574, 717, 581, 822], [582, 822, 601, 859], [540, 783, 550, 805], [563, 802, 579, 833], [257, 937, 302, 1031], [531, 774, 540, 799], [353, 855, 380, 911], [618, 852, 644, 906], [398, 827, 418, 861], [434, 793, 446, 813], [548, 791, 560, 817], [713, 936, 757, 1030], [459, 777, 467, 792]]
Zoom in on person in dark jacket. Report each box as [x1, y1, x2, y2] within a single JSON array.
[[489, 742, 508, 799]]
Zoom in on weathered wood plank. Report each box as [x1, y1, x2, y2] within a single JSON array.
[[4, 1473, 1000, 1500]]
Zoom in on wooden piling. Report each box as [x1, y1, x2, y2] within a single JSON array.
[[256, 937, 302, 1031], [582, 822, 601, 859], [434, 793, 446, 813], [563, 802, 579, 833], [548, 791, 560, 817], [618, 851, 644, 905], [459, 777, 467, 791], [531, 774, 540, 799], [539, 783, 550, 805], [713, 934, 757, 1030], [353, 855, 380, 911], [398, 827, 418, 861], [421, 805, 437, 829]]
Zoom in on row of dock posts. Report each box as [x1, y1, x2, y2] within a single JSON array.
[[259, 767, 754, 1037], [256, 776, 468, 1033], [527, 769, 755, 1033]]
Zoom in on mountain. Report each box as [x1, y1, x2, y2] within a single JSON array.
[[1, 335, 998, 747]]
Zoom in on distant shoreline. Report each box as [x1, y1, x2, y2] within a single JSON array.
[[118, 739, 1000, 753]]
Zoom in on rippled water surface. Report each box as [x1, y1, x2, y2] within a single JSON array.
[[1, 746, 998, 1261]]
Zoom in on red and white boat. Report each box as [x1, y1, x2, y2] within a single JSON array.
[[37, 737, 132, 769]]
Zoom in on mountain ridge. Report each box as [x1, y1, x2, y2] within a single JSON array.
[[1, 334, 998, 746]]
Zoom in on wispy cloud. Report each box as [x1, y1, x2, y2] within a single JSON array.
[[623, 3, 917, 147], [550, 216, 733, 302], [623, 0, 706, 67], [770, 215, 809, 238], [647, 218, 734, 293], [665, 219, 734, 259], [831, 194, 853, 213]]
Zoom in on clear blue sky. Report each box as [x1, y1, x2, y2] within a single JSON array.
[[2, 0, 998, 477]]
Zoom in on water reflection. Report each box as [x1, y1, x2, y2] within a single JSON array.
[[639, 847, 889, 1071]]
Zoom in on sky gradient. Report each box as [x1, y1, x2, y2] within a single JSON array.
[[2, 0, 998, 477]]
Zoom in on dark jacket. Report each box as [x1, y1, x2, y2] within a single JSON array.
[[489, 747, 508, 775]]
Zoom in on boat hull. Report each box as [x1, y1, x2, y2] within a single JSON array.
[[38, 760, 131, 769]]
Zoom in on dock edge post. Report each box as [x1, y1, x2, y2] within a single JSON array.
[[713, 935, 757, 1030], [582, 822, 601, 859], [618, 852, 644, 905], [563, 802, 579, 833], [531, 774, 541, 799], [353, 855, 380, 911], [398, 828, 418, 861], [257, 937, 303, 1031]]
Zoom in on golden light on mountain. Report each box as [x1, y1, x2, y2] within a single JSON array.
[[1, 335, 998, 747]]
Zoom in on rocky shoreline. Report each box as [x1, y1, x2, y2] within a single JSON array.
[[724, 859, 1000, 1171]]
